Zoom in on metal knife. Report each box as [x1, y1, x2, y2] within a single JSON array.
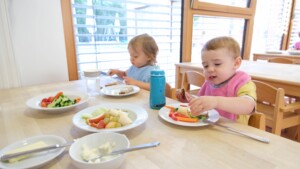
[[0, 141, 73, 162], [204, 119, 270, 143]]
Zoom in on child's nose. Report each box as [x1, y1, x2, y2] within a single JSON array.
[[207, 66, 214, 72]]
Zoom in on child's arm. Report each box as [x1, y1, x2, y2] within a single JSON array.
[[123, 76, 150, 90], [189, 96, 255, 117]]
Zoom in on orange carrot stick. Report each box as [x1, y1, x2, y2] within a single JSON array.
[[176, 117, 198, 123], [164, 105, 175, 112]]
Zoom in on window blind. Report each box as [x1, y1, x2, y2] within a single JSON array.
[[251, 0, 292, 54], [72, 0, 182, 86]]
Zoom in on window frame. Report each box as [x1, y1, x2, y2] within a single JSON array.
[[182, 0, 257, 62], [61, 0, 297, 81], [61, 0, 79, 80]]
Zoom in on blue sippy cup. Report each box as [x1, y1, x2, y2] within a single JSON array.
[[150, 69, 166, 109]]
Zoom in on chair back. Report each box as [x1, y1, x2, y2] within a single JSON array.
[[253, 80, 286, 134], [248, 112, 266, 130], [165, 83, 176, 99], [182, 71, 205, 95], [267, 57, 294, 64]]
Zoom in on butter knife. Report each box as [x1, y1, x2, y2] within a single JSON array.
[[204, 119, 270, 143], [0, 141, 73, 162]]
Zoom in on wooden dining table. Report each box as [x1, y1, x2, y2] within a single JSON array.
[[1, 79, 300, 169], [253, 52, 300, 64]]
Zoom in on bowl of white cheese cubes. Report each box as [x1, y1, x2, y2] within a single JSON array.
[[69, 132, 129, 169]]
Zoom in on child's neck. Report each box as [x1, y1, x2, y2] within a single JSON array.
[[213, 73, 236, 88]]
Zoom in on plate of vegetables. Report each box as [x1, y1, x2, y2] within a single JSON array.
[[26, 91, 89, 113], [159, 103, 220, 127], [72, 103, 148, 133]]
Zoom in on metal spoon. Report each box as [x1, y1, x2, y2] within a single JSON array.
[[85, 141, 160, 162]]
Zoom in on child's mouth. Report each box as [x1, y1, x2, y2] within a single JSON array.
[[209, 75, 217, 80]]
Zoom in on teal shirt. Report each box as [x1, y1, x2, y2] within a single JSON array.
[[127, 65, 157, 82]]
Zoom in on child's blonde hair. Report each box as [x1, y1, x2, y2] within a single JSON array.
[[201, 36, 241, 58], [128, 33, 158, 65]]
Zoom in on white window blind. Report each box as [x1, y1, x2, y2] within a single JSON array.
[[72, 0, 182, 86], [251, 0, 292, 54]]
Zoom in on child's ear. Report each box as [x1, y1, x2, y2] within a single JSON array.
[[233, 56, 242, 69]]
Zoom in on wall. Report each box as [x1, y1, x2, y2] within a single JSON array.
[[9, 0, 68, 87]]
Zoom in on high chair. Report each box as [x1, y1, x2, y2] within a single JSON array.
[[253, 80, 300, 140]]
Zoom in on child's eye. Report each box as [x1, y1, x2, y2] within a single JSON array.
[[203, 65, 208, 68], [214, 63, 221, 66]]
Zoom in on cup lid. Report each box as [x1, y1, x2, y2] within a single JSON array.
[[151, 69, 165, 76], [83, 69, 101, 77]]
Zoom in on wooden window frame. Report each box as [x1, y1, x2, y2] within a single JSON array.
[[61, 0, 296, 80], [61, 0, 78, 80], [182, 0, 257, 62]]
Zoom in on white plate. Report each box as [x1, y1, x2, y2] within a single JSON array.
[[100, 85, 140, 96], [159, 103, 220, 127], [0, 135, 67, 169], [288, 50, 300, 55], [266, 50, 282, 54], [26, 91, 89, 113], [72, 103, 148, 132]]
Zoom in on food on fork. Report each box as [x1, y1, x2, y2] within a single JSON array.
[[119, 86, 134, 95]]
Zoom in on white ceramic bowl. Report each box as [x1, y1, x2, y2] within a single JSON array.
[[69, 132, 130, 169]]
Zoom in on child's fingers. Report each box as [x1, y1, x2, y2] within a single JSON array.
[[107, 70, 113, 76]]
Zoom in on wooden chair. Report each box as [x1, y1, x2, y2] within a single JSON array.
[[267, 57, 295, 64], [182, 71, 206, 96], [267, 58, 295, 103], [253, 80, 300, 139], [248, 112, 266, 130], [270, 58, 295, 104], [165, 83, 176, 99]]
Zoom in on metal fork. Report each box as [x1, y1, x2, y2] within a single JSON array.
[[204, 119, 270, 143]]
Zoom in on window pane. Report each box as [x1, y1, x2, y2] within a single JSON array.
[[289, 0, 300, 49], [72, 0, 182, 86], [197, 0, 250, 8], [251, 0, 292, 54], [191, 15, 245, 63]]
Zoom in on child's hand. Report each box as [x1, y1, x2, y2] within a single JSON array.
[[175, 89, 191, 103], [108, 69, 125, 78], [189, 96, 218, 116], [123, 76, 138, 86]]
